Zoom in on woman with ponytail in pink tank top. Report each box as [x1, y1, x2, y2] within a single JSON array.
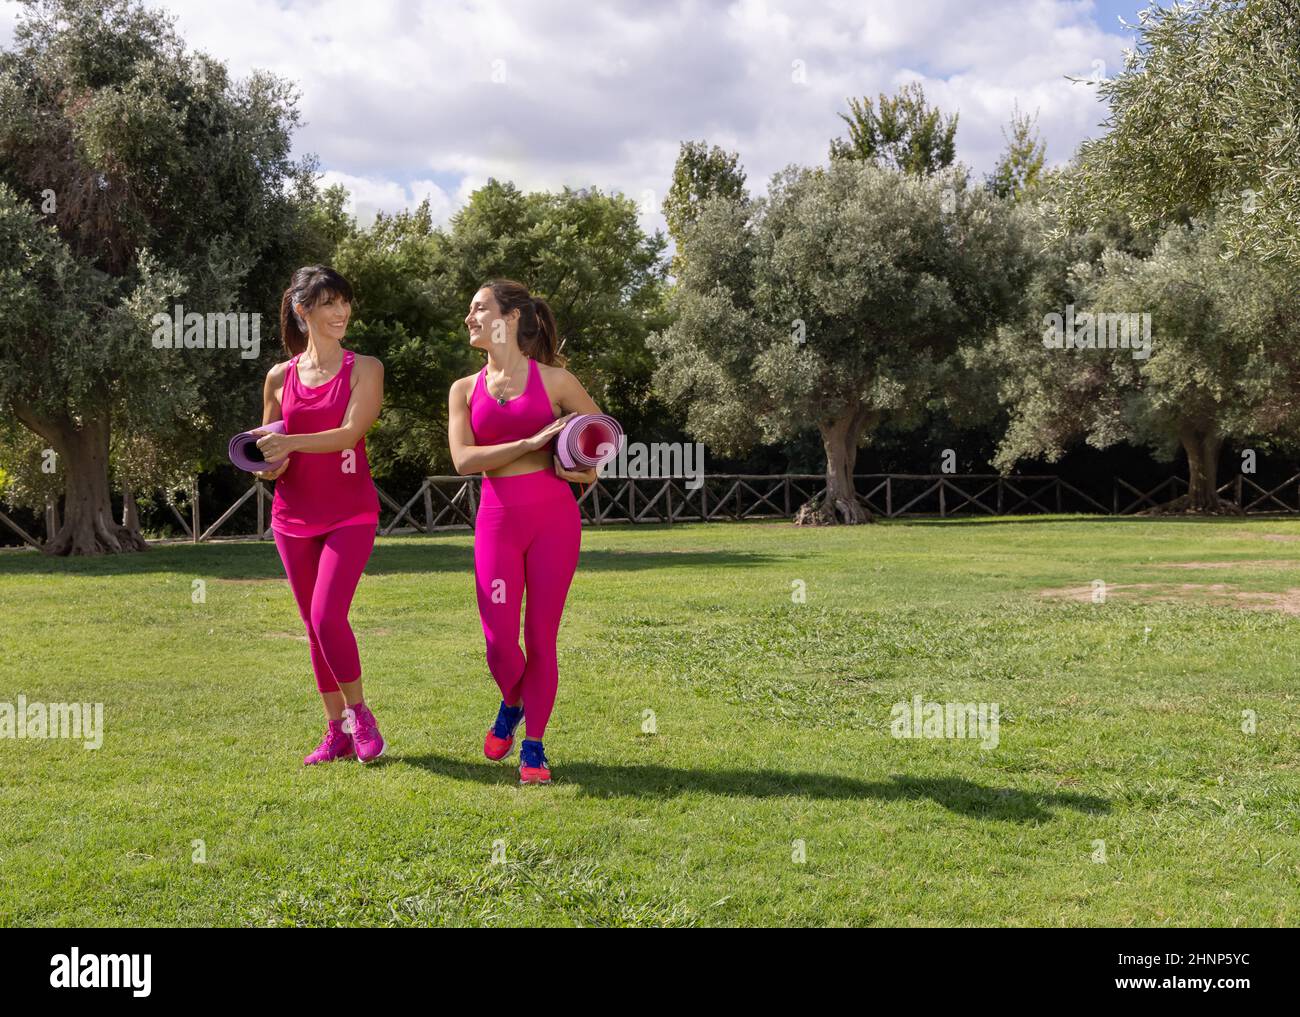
[[448, 280, 602, 784], [251, 266, 386, 766]]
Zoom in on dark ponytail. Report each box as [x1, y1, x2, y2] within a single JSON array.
[[279, 265, 355, 356], [484, 279, 567, 367], [279, 290, 307, 357]]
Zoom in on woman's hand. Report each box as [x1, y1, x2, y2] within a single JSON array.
[[253, 459, 290, 482], [554, 456, 597, 484], [522, 413, 576, 453], [252, 429, 295, 463]]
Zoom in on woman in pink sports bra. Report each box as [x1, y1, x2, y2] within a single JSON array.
[[251, 265, 386, 767], [447, 279, 602, 785]]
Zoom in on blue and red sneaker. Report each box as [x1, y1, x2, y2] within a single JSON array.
[[519, 738, 551, 785], [483, 701, 525, 761]]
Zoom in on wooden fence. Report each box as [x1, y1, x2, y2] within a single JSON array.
[[7, 471, 1300, 548]]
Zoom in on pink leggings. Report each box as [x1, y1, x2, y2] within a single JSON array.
[[273, 523, 376, 693], [474, 469, 581, 739]]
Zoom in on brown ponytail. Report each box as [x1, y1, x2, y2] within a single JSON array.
[[484, 279, 567, 367], [279, 265, 355, 356], [279, 290, 307, 356]]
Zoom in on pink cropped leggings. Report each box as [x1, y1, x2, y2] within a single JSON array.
[[273, 523, 376, 693], [474, 469, 582, 740]]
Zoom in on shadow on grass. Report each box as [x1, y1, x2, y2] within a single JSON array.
[[6, 512, 1269, 578], [0, 539, 781, 580], [403, 753, 1110, 822]]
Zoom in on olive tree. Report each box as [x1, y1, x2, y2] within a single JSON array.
[[649, 159, 1030, 523]]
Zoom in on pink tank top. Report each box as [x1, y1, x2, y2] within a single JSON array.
[[470, 356, 557, 446], [271, 349, 380, 538]]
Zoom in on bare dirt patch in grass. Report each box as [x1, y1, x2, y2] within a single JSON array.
[[1155, 560, 1299, 570], [1039, 582, 1300, 615]]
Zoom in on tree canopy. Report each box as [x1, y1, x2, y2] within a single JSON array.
[[0, 0, 324, 553], [649, 157, 1030, 523], [829, 82, 958, 176], [988, 200, 1300, 510], [1059, 0, 1300, 264]]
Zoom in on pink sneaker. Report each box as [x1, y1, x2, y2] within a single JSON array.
[[345, 702, 385, 764], [304, 719, 354, 766]]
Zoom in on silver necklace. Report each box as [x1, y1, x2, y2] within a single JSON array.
[[302, 350, 343, 378], [486, 359, 526, 406]]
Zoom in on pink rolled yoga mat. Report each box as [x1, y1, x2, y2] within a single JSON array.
[[555, 414, 623, 471], [228, 419, 287, 473]]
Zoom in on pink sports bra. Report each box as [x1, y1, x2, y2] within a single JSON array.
[[469, 357, 557, 446]]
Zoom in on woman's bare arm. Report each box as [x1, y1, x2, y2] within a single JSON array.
[[256, 357, 383, 460], [447, 375, 573, 475], [261, 362, 286, 427], [253, 363, 290, 480]]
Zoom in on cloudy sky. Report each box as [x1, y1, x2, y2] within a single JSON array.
[[0, 0, 1150, 235]]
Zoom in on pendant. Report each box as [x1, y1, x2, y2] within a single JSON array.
[[497, 397, 506, 406]]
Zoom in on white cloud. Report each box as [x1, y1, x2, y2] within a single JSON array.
[[0, 2, 21, 50], [4, 0, 1133, 235], [316, 170, 456, 229]]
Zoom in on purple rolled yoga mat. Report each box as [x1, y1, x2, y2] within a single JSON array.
[[228, 419, 287, 473], [556, 413, 623, 471]]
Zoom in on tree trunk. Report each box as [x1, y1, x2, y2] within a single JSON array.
[[122, 483, 139, 533], [795, 405, 877, 525], [44, 496, 60, 540], [1181, 427, 1224, 512], [13, 402, 148, 556]]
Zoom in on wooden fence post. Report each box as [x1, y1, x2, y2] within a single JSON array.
[[0, 507, 42, 550]]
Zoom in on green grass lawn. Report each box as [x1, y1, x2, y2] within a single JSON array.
[[1, 515, 1297, 927]]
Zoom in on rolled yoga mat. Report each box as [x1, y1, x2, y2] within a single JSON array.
[[555, 413, 623, 471], [228, 419, 288, 473]]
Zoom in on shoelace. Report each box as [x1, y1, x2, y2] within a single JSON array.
[[311, 729, 347, 758], [493, 706, 523, 739], [521, 745, 548, 769], [349, 708, 377, 740]]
